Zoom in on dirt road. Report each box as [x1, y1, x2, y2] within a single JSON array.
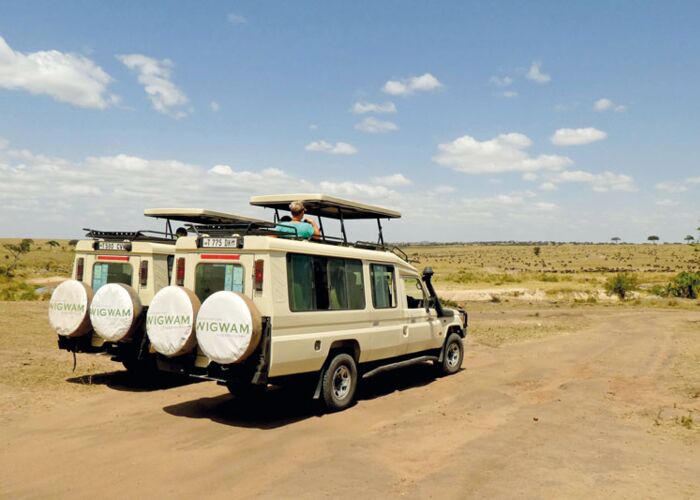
[[1, 306, 699, 499]]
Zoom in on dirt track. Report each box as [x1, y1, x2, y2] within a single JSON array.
[[1, 306, 699, 499]]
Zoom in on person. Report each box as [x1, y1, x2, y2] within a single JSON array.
[[175, 227, 188, 238], [275, 201, 320, 240]]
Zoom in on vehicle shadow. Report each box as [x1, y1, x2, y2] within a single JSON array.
[[66, 370, 198, 392], [162, 362, 440, 430]]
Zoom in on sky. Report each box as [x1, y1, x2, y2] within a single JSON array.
[[0, 1, 698, 243]]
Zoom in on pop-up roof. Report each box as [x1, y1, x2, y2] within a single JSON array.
[[248, 193, 401, 220], [144, 208, 265, 225]]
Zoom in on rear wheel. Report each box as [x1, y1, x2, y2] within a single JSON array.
[[226, 380, 266, 400], [436, 332, 464, 376], [321, 353, 358, 412]]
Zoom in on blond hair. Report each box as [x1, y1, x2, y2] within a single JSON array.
[[289, 201, 305, 216]]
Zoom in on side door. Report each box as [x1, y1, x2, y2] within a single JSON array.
[[401, 275, 438, 354], [367, 263, 408, 360]]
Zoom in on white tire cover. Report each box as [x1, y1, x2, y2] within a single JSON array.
[[196, 291, 262, 365], [146, 286, 201, 357], [89, 283, 142, 342], [48, 280, 93, 337]]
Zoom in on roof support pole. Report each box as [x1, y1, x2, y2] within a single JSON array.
[[166, 219, 173, 238], [377, 218, 384, 246], [274, 209, 280, 223], [318, 216, 326, 240], [339, 209, 347, 244]]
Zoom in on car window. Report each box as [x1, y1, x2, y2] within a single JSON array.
[[403, 276, 426, 309], [370, 264, 396, 309], [92, 262, 132, 291], [195, 263, 244, 302], [287, 254, 365, 312]]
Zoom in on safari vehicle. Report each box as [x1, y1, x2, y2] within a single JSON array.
[[47, 208, 261, 374], [146, 194, 468, 411]]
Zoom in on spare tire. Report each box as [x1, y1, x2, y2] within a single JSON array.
[[146, 286, 201, 357], [89, 283, 142, 342], [48, 280, 94, 337], [196, 291, 262, 365]]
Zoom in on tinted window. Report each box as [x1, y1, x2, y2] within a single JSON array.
[[287, 254, 365, 312], [92, 262, 132, 291], [195, 263, 244, 302], [370, 264, 396, 309]]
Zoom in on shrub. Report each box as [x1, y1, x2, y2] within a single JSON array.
[[666, 272, 700, 299], [604, 273, 639, 300]]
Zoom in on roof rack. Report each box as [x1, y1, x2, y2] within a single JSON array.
[[249, 193, 400, 247], [83, 228, 175, 243]]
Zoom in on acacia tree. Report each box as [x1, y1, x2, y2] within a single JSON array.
[[2, 239, 33, 277], [685, 235, 695, 244], [611, 237, 621, 244], [647, 235, 660, 244]]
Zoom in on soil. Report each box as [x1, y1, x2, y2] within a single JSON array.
[[1, 304, 699, 498]]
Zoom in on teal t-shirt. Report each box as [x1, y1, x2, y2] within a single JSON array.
[[275, 221, 314, 239]]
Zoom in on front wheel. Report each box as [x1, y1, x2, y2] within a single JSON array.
[[436, 333, 464, 376], [321, 353, 358, 412]]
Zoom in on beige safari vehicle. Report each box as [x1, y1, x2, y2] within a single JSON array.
[[146, 194, 468, 411], [48, 209, 259, 374]]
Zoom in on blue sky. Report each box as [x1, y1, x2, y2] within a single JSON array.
[[0, 1, 698, 242]]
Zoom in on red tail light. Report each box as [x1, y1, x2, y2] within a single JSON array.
[[76, 258, 84, 282], [139, 260, 149, 286], [254, 259, 264, 292], [176, 257, 185, 286]]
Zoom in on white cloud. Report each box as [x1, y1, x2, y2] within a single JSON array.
[[526, 61, 550, 84], [117, 54, 189, 118], [656, 199, 679, 207], [305, 140, 358, 155], [433, 132, 572, 174], [432, 185, 456, 194], [502, 91, 518, 98], [209, 164, 232, 175], [210, 101, 220, 112], [655, 181, 687, 193], [594, 98, 613, 111], [354, 117, 398, 134], [319, 181, 395, 199], [688, 176, 700, 184], [382, 73, 442, 96], [539, 181, 557, 191], [0, 137, 8, 149], [534, 202, 557, 211], [550, 127, 607, 146], [372, 174, 411, 186], [351, 101, 396, 114], [489, 76, 513, 88], [0, 36, 117, 109], [594, 98, 627, 112], [522, 172, 538, 181], [550, 170, 637, 192], [227, 13, 247, 25]]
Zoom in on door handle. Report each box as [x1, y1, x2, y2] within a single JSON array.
[[402, 325, 409, 337]]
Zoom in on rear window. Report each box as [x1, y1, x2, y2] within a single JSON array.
[[195, 263, 244, 302], [92, 262, 133, 291], [287, 254, 365, 312]]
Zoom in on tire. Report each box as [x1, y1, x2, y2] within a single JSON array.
[[436, 332, 464, 376], [121, 354, 158, 378], [321, 353, 358, 412]]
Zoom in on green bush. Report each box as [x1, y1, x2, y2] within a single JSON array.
[[666, 272, 700, 299], [604, 273, 639, 300], [0, 278, 44, 301]]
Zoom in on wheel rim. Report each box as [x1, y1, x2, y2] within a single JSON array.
[[446, 342, 461, 368], [333, 365, 352, 400]]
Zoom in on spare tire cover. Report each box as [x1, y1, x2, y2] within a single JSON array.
[[146, 286, 201, 357], [48, 280, 94, 337], [196, 291, 262, 365], [89, 283, 142, 342]]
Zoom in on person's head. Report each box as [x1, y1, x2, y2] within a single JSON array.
[[175, 227, 188, 238], [289, 201, 305, 218], [280, 215, 292, 222]]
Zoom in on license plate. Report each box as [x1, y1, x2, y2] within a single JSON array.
[[98, 241, 129, 251], [201, 237, 239, 248]]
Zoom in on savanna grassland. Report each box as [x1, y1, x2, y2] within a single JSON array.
[[405, 242, 700, 306]]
